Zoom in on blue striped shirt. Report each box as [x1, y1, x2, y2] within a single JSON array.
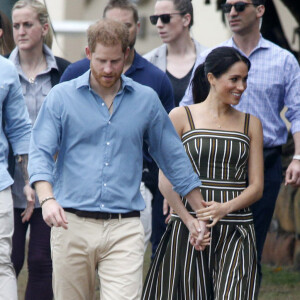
[[180, 36, 300, 147]]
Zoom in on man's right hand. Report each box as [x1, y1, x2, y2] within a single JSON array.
[[186, 217, 210, 251], [42, 200, 68, 229]]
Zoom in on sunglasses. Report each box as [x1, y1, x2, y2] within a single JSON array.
[[149, 13, 184, 25], [221, 2, 258, 14]]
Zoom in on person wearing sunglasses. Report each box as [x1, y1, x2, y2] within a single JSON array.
[[180, 0, 300, 289], [144, 0, 206, 261], [144, 0, 206, 108]]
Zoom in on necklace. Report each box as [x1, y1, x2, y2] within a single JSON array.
[[213, 117, 222, 129], [26, 55, 45, 84], [107, 81, 122, 113], [108, 101, 114, 111]]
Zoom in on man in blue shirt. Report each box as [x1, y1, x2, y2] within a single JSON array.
[[0, 56, 32, 300], [60, 0, 174, 254], [180, 0, 300, 286], [28, 19, 207, 300]]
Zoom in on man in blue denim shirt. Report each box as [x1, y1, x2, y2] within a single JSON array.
[[60, 0, 175, 253], [0, 56, 32, 300], [29, 19, 207, 300]]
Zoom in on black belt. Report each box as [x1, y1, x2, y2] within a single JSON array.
[[64, 208, 140, 220]]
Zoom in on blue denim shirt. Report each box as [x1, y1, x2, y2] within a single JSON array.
[[0, 56, 31, 191], [29, 72, 201, 213]]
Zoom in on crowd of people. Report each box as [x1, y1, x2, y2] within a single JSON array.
[[0, 0, 299, 299]]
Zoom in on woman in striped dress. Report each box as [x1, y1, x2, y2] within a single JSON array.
[[142, 47, 264, 300]]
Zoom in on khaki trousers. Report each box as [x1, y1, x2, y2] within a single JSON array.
[[51, 211, 144, 300], [140, 182, 153, 252], [0, 187, 18, 300]]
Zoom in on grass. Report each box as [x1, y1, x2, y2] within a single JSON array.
[[17, 245, 300, 299], [258, 265, 300, 300]]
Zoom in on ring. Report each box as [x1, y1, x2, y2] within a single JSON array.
[[209, 216, 213, 222]]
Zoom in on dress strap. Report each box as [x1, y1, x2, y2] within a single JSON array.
[[243, 113, 250, 135], [184, 106, 195, 131]]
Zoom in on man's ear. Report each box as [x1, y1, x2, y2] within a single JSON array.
[[124, 46, 130, 60], [256, 5, 265, 18], [136, 21, 141, 34], [85, 46, 91, 60]]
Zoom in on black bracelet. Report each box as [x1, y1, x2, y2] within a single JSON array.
[[40, 196, 56, 207]]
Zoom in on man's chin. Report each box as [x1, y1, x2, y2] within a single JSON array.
[[99, 80, 117, 88]]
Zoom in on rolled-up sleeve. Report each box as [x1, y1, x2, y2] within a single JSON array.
[[3, 65, 31, 155], [28, 88, 62, 186], [145, 96, 201, 196], [284, 54, 300, 135]]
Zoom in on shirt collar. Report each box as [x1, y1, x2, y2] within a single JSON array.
[[228, 35, 269, 56], [125, 50, 145, 75], [75, 71, 134, 93], [9, 44, 58, 73]]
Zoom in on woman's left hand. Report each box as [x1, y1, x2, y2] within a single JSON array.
[[196, 200, 229, 228]]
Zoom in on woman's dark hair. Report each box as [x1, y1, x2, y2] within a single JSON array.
[[0, 10, 15, 56], [157, 0, 194, 28], [192, 47, 251, 103]]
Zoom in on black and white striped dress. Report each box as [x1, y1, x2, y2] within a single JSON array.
[[142, 107, 258, 300]]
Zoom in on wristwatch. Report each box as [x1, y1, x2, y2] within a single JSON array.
[[293, 155, 300, 160]]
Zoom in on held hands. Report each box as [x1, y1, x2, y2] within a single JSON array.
[[186, 216, 210, 251], [285, 159, 300, 187], [196, 200, 228, 228], [22, 183, 35, 222], [42, 199, 68, 229]]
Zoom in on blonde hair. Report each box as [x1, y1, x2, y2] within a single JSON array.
[[87, 19, 129, 53], [12, 0, 53, 48]]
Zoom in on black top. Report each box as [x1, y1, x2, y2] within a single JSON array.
[[166, 66, 194, 107]]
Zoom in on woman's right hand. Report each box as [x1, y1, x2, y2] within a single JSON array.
[[186, 217, 210, 251]]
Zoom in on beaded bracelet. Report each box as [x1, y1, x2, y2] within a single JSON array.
[[40, 196, 56, 207]]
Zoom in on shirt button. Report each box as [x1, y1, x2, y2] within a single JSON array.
[[105, 163, 109, 166], [106, 142, 110, 145], [102, 103, 105, 106], [101, 204, 104, 208], [108, 121, 111, 125], [104, 183, 107, 186]]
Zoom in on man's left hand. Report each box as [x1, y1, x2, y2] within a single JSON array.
[[285, 159, 300, 187]]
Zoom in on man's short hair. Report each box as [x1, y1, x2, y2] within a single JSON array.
[[103, 0, 139, 23], [252, 0, 265, 5], [87, 19, 129, 53]]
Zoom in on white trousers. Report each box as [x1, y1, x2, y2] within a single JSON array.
[[140, 182, 153, 252], [0, 187, 18, 300]]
